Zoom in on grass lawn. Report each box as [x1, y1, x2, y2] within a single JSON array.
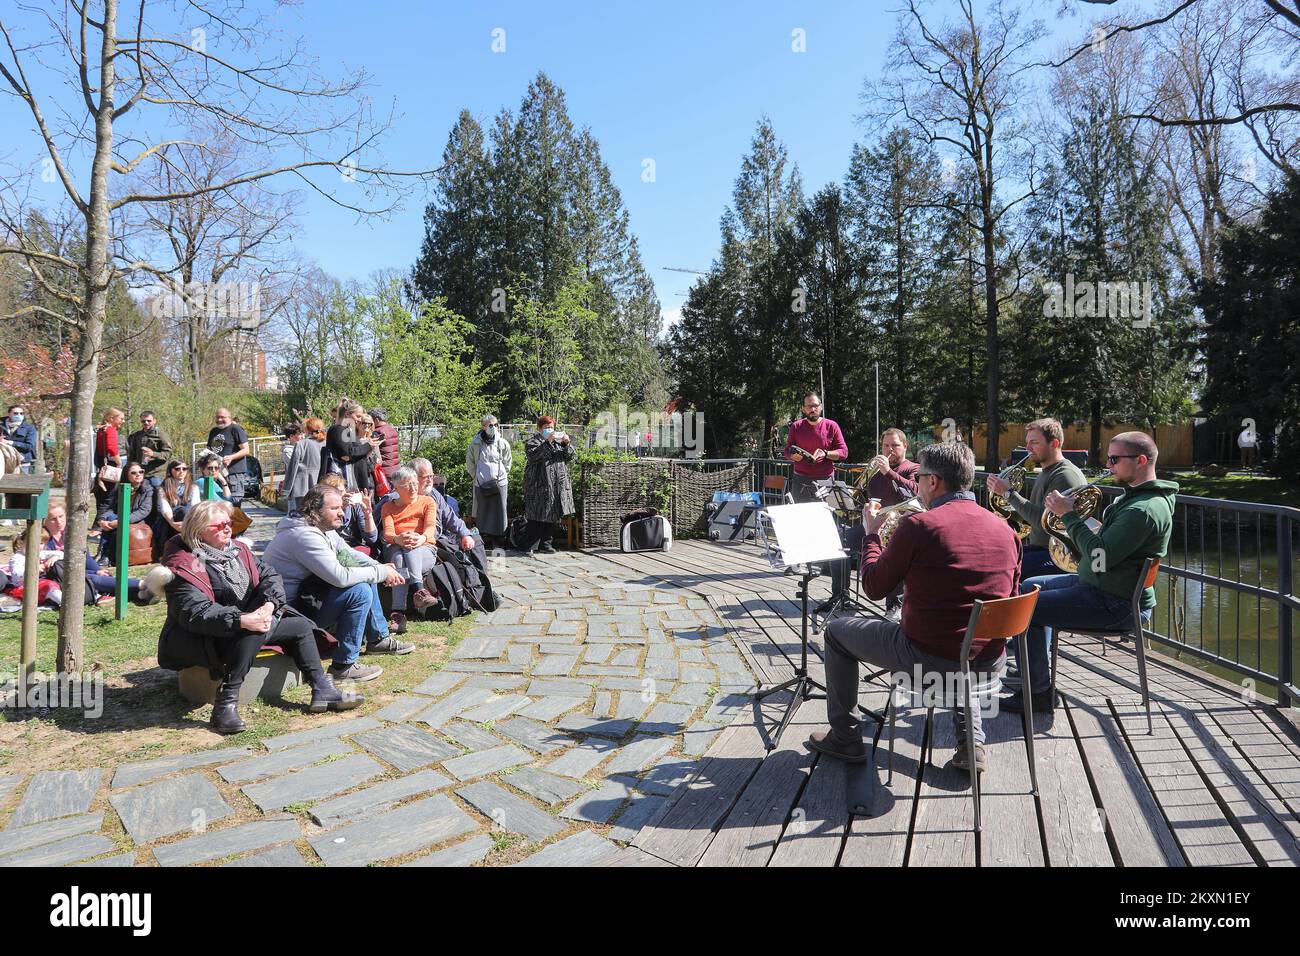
[[0, 601, 474, 776], [1162, 472, 1300, 508]]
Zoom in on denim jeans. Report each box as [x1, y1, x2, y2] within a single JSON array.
[[1021, 545, 1058, 580], [1015, 573, 1150, 693], [314, 581, 388, 667]]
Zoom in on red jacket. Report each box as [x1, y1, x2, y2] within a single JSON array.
[[861, 494, 1022, 663]]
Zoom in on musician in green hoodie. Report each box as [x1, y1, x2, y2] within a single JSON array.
[[1004, 431, 1177, 714]]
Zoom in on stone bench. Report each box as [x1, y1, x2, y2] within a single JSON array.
[[177, 650, 302, 706]]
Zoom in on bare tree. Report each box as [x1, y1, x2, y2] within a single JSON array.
[[0, 0, 435, 671], [867, 0, 1046, 468]]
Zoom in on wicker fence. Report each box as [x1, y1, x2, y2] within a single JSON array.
[[580, 459, 752, 547]]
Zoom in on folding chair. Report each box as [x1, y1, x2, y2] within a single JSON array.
[[1050, 556, 1159, 734], [885, 586, 1041, 849], [761, 473, 787, 506]]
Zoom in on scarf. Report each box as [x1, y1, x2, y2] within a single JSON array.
[[196, 541, 250, 602]]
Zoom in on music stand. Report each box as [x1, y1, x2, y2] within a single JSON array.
[[753, 503, 847, 750]]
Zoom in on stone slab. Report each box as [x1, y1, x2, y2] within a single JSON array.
[[152, 818, 302, 867], [310, 795, 479, 867], [412, 687, 495, 728], [218, 739, 352, 784], [309, 769, 452, 828], [443, 745, 532, 781], [493, 717, 574, 755], [442, 662, 527, 674], [354, 724, 460, 773], [373, 696, 435, 723], [517, 696, 582, 721], [8, 769, 104, 828], [74, 851, 136, 867], [0, 812, 103, 857], [456, 780, 565, 842], [260, 717, 382, 753], [555, 714, 636, 738], [525, 678, 594, 697], [638, 702, 697, 734], [109, 774, 234, 843], [560, 779, 631, 824], [614, 696, 653, 721], [463, 675, 528, 691], [111, 748, 253, 789], [500, 767, 585, 806], [0, 774, 22, 806], [460, 695, 532, 723], [451, 636, 508, 660], [605, 735, 675, 775], [533, 655, 579, 677], [241, 755, 385, 812], [0, 833, 116, 867], [402, 833, 494, 867], [543, 739, 617, 778], [224, 844, 307, 867], [439, 720, 502, 752], [411, 672, 465, 697], [513, 830, 621, 867], [609, 790, 671, 843]]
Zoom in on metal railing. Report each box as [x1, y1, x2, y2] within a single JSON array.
[[670, 457, 1299, 705]]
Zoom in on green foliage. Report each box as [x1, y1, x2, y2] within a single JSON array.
[[505, 275, 591, 421]]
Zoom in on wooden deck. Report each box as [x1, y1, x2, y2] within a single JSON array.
[[592, 539, 1300, 867]]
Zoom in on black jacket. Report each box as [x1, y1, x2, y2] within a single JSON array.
[[156, 538, 285, 676], [95, 479, 157, 525], [321, 422, 375, 493]]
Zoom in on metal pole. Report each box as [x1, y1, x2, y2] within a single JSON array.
[[20, 514, 40, 686], [1278, 513, 1294, 708], [875, 361, 880, 456], [203, 475, 218, 501], [115, 481, 130, 621]]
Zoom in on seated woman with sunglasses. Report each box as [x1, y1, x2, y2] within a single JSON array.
[[1005, 432, 1178, 716], [155, 459, 202, 554], [157, 499, 362, 734]]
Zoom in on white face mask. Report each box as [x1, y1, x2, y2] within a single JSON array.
[[7, 414, 22, 425]]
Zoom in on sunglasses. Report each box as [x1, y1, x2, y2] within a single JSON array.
[[173, 466, 188, 472], [1106, 454, 1140, 465], [207, 521, 233, 532]]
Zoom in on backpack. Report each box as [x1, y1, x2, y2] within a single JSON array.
[[433, 534, 499, 613], [506, 515, 529, 551], [244, 455, 264, 501]]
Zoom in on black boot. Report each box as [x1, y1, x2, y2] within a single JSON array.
[[308, 674, 364, 713], [210, 680, 246, 734]]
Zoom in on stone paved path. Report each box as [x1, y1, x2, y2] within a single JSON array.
[[0, 547, 758, 866]]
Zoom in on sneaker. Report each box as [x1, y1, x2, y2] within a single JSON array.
[[367, 635, 414, 655], [885, 606, 902, 623], [537, 541, 557, 554], [387, 611, 408, 635], [1000, 689, 1055, 714], [328, 661, 383, 682], [804, 728, 867, 764], [951, 742, 988, 773]]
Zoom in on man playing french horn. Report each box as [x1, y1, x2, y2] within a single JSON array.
[[985, 419, 1086, 579]]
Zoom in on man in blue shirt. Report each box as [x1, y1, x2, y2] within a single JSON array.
[[1, 405, 38, 472]]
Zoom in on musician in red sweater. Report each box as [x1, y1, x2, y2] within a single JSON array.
[[807, 441, 1022, 774], [782, 392, 847, 502]]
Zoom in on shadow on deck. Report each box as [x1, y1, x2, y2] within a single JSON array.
[[592, 539, 1300, 867]]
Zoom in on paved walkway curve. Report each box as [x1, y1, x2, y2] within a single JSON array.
[[0, 543, 757, 867]]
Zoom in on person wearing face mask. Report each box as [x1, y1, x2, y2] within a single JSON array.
[[517, 415, 576, 556], [466, 414, 512, 548], [0, 405, 37, 473], [783, 392, 848, 503]]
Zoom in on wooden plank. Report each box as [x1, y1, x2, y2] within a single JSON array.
[[1032, 701, 1114, 867], [841, 695, 926, 867], [1162, 701, 1300, 865], [1109, 699, 1255, 867], [706, 595, 786, 687], [697, 699, 819, 867], [766, 686, 885, 867], [978, 709, 1047, 867], [907, 706, 977, 867], [631, 698, 777, 866], [1066, 699, 1184, 866]]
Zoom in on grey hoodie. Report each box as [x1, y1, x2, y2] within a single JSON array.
[[263, 515, 381, 603]]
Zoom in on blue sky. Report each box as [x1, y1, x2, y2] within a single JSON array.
[[1, 0, 1143, 324]]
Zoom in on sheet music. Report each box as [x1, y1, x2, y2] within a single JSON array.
[[762, 502, 847, 566]]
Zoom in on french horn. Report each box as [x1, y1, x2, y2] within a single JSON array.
[[1041, 483, 1106, 572], [988, 454, 1034, 539]]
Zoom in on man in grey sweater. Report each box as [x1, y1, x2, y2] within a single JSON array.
[[264, 483, 413, 681], [986, 418, 1087, 579]]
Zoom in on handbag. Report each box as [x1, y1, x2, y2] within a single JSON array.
[[373, 462, 391, 498], [97, 463, 122, 486]]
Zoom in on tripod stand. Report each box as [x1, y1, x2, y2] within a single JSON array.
[[754, 565, 827, 749]]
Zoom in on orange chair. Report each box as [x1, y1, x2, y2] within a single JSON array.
[[885, 586, 1042, 846], [1050, 556, 1160, 734]]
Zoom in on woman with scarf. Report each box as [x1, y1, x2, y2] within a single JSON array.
[[466, 414, 512, 548], [157, 499, 362, 734]]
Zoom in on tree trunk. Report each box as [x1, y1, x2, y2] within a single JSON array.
[[981, 207, 1000, 472], [1090, 397, 1103, 471], [58, 0, 118, 673]]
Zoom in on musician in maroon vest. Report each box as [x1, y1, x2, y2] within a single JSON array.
[[807, 441, 1022, 775]]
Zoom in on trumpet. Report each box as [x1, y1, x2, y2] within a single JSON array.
[[987, 453, 1034, 539], [1042, 481, 1108, 572]]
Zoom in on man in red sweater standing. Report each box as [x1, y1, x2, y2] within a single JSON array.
[[806, 441, 1022, 774], [782, 392, 847, 502]]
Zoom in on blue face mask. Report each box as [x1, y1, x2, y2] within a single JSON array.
[[541, 427, 554, 439], [7, 414, 22, 425], [485, 427, 495, 439]]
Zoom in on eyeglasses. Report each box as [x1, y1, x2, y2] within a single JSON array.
[[1106, 454, 1140, 465], [207, 521, 233, 532], [917, 471, 937, 478], [173, 466, 188, 472]]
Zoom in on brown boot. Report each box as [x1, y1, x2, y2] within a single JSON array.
[[804, 729, 867, 763]]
